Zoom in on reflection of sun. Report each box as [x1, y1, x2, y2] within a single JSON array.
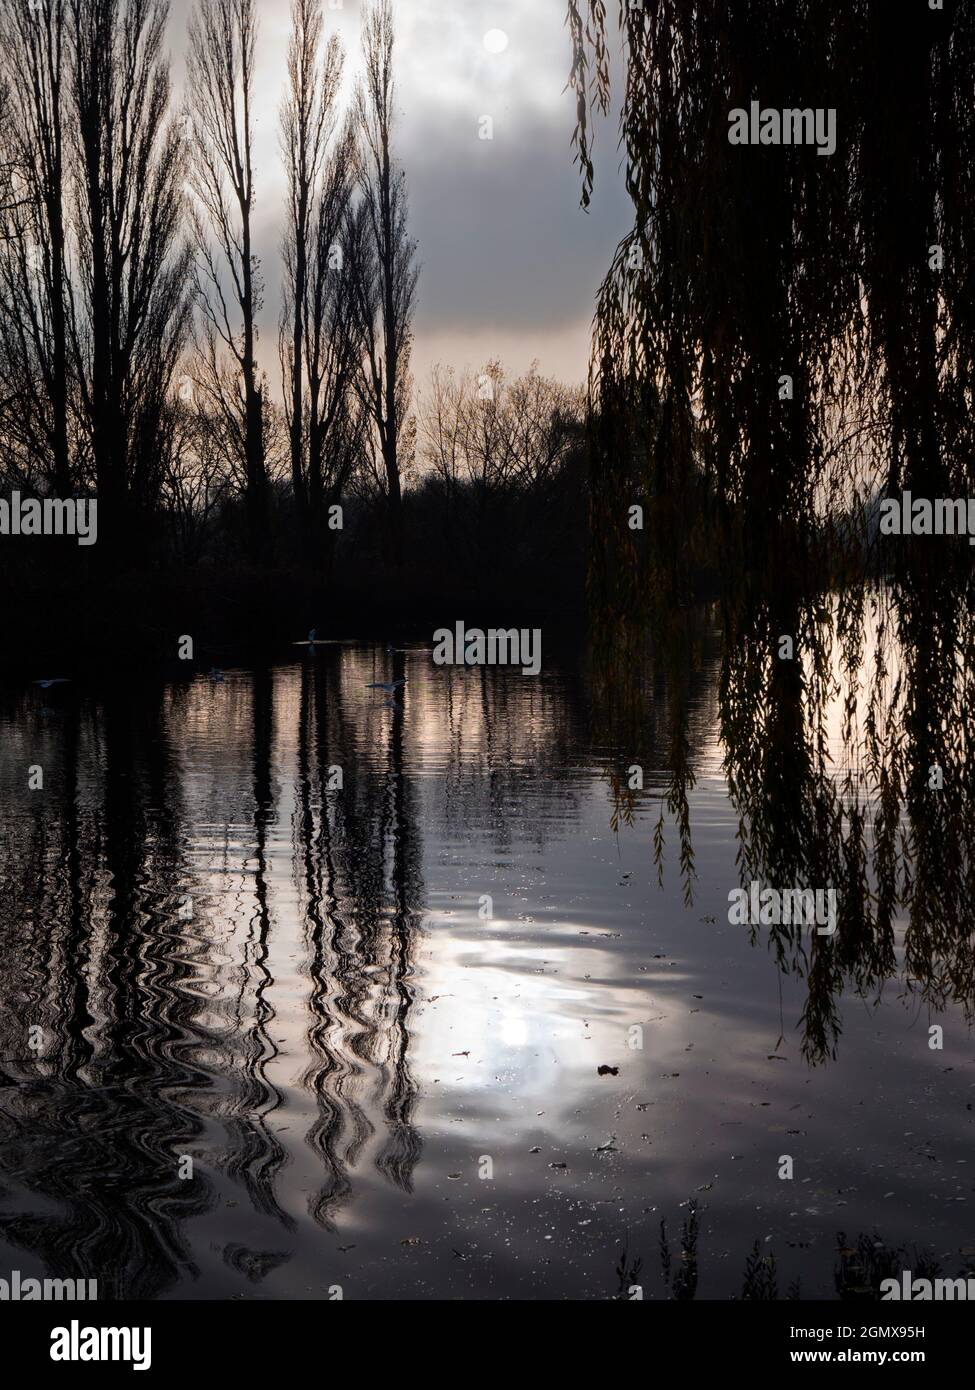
[[500, 1014, 529, 1046], [483, 29, 509, 54]]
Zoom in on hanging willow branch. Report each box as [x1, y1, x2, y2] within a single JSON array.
[[569, 1, 973, 550], [575, 3, 975, 1061]]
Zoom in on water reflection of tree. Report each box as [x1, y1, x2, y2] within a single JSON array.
[[436, 663, 588, 859], [596, 557, 975, 1064], [614, 1207, 973, 1301], [221, 665, 294, 1231], [0, 690, 214, 1298], [293, 649, 424, 1217], [374, 649, 424, 1191], [0, 655, 431, 1283]]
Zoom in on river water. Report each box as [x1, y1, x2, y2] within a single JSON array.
[[0, 634, 971, 1300]]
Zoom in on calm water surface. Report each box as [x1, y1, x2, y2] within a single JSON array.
[[0, 635, 971, 1299]]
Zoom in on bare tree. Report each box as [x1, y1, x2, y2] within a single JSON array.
[[186, 0, 268, 563], [503, 366, 585, 492], [69, 0, 192, 561], [159, 392, 234, 563], [0, 0, 72, 495], [352, 0, 418, 568], [419, 364, 467, 501], [279, 0, 349, 555], [302, 131, 363, 565], [420, 360, 584, 497]]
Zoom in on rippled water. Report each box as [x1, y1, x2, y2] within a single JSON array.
[[0, 637, 971, 1300]]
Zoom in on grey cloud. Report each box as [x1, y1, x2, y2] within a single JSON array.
[[165, 0, 631, 384]]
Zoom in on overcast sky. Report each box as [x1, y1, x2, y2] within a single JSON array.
[[166, 0, 630, 391]]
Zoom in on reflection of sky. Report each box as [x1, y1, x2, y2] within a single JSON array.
[[0, 639, 971, 1299], [165, 0, 631, 389]]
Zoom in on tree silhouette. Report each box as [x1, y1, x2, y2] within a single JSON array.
[[351, 0, 419, 569]]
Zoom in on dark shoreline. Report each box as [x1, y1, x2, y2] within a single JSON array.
[[0, 561, 591, 680]]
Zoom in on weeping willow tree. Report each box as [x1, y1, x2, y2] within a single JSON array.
[[572, 2, 975, 1060], [569, 0, 973, 585]]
